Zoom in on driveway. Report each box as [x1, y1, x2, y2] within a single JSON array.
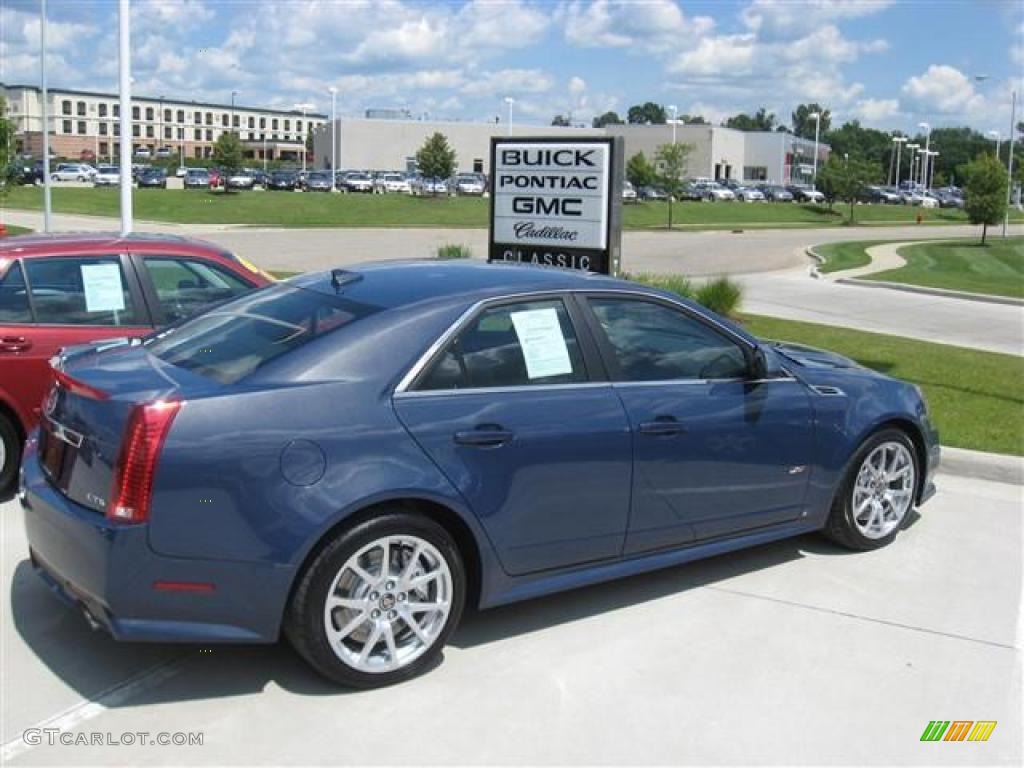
[[2, 469, 1019, 765]]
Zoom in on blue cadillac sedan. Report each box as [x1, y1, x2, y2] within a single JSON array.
[[20, 261, 938, 688]]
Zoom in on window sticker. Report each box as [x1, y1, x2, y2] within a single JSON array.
[[510, 307, 572, 380], [81, 263, 126, 313]]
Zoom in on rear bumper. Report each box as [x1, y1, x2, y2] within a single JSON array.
[[19, 439, 293, 644]]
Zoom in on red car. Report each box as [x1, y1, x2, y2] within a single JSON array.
[[0, 233, 273, 492], [207, 168, 222, 189]]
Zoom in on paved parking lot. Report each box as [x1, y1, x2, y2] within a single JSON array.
[[2, 469, 1019, 766]]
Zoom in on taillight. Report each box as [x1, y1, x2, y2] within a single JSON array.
[[107, 400, 183, 523]]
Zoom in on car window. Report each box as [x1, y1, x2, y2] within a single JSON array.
[[0, 261, 32, 323], [23, 256, 141, 326], [417, 298, 587, 391], [588, 297, 748, 382], [143, 256, 253, 324], [146, 284, 379, 385]]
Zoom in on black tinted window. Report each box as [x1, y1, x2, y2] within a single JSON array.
[[589, 298, 748, 381], [143, 257, 252, 324], [418, 299, 586, 390], [0, 261, 31, 323], [24, 257, 141, 326], [146, 284, 379, 384]]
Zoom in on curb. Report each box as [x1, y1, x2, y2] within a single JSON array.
[[939, 447, 1023, 485], [836, 277, 1024, 307]]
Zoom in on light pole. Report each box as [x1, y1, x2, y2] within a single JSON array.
[[988, 130, 1001, 163], [40, 0, 52, 232], [809, 111, 821, 185], [1004, 89, 1017, 237], [918, 122, 930, 188], [892, 136, 907, 187], [905, 143, 918, 189], [668, 104, 678, 145], [927, 151, 939, 189], [328, 86, 338, 190], [117, 0, 132, 235], [292, 102, 313, 171], [504, 97, 514, 136]]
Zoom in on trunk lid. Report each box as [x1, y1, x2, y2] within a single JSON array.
[[37, 340, 212, 515]]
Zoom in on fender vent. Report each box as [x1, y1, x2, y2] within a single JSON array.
[[811, 385, 846, 397]]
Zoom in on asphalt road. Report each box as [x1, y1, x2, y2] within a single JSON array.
[[2, 469, 1020, 766]]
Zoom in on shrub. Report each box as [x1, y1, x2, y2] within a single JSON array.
[[696, 276, 743, 318], [437, 243, 472, 260], [625, 272, 695, 300]]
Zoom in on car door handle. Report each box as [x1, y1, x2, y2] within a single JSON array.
[[638, 417, 685, 437], [0, 336, 32, 353], [453, 426, 514, 447]]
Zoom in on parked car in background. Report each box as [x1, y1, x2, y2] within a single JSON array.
[[0, 233, 274, 494], [379, 173, 412, 194], [735, 186, 765, 202], [137, 168, 167, 189], [134, 147, 152, 159], [639, 185, 669, 201], [341, 172, 374, 193], [184, 169, 211, 189], [931, 188, 964, 208], [8, 160, 44, 186], [207, 168, 223, 189], [50, 163, 94, 182], [154, 147, 173, 159], [174, 167, 189, 178], [918, 194, 939, 209], [622, 181, 638, 202], [92, 165, 120, 187], [414, 177, 449, 196], [267, 171, 299, 191], [698, 182, 736, 201], [16, 260, 938, 688], [306, 171, 334, 192], [226, 171, 255, 190], [862, 186, 902, 205], [788, 185, 825, 203], [246, 169, 268, 189], [453, 174, 486, 196], [759, 185, 794, 202]]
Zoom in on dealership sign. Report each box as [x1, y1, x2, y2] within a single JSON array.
[[488, 137, 623, 275]]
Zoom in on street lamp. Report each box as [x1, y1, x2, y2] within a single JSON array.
[[809, 111, 822, 184], [918, 122, 931, 189], [987, 130, 1001, 162], [503, 96, 514, 137], [668, 104, 678, 145], [891, 136, 907, 187], [40, 0, 52, 232], [927, 151, 940, 189], [328, 86, 338, 191]]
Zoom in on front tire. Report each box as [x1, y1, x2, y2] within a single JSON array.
[[824, 429, 918, 551], [286, 510, 465, 688], [0, 413, 22, 496]]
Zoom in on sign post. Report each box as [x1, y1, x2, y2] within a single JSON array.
[[488, 137, 623, 275]]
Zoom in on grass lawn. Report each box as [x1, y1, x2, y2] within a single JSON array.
[[743, 314, 1023, 456], [863, 236, 1024, 299], [812, 239, 889, 273], [0, 224, 33, 237], [3, 186, 1020, 230]]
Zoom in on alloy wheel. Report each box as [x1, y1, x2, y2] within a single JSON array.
[[851, 441, 915, 539], [322, 535, 453, 674]]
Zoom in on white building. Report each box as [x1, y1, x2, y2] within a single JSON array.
[[2, 83, 326, 163]]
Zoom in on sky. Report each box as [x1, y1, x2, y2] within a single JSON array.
[[1, 0, 1022, 135]]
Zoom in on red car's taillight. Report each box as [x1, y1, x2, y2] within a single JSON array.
[[107, 400, 183, 524]]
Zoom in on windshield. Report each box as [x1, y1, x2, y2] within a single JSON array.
[[145, 284, 382, 385]]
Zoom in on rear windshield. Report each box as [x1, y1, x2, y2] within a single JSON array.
[[145, 283, 380, 384]]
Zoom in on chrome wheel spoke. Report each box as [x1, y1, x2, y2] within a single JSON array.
[[851, 441, 916, 540], [332, 610, 370, 641], [406, 600, 448, 614]]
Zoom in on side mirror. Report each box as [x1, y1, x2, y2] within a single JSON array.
[[749, 346, 768, 380]]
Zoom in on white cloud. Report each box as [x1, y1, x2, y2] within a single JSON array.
[[901, 65, 985, 115], [568, 76, 587, 96], [670, 35, 758, 76], [564, 0, 713, 53], [852, 97, 900, 123], [461, 69, 554, 97], [742, 0, 892, 39]]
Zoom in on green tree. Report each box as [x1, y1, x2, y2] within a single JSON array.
[[415, 132, 457, 187], [791, 103, 831, 140], [824, 121, 890, 182], [0, 95, 17, 197], [627, 102, 667, 125], [815, 155, 879, 222], [653, 142, 693, 229], [724, 107, 775, 132], [551, 114, 571, 127], [212, 131, 243, 192], [625, 151, 656, 189], [680, 114, 707, 125], [963, 153, 1009, 245], [592, 110, 622, 128]]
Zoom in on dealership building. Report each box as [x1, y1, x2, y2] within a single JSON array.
[[2, 83, 326, 163], [313, 116, 829, 185]]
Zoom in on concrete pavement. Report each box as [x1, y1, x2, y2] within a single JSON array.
[[2, 468, 1020, 766]]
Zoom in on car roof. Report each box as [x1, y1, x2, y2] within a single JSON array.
[[0, 232, 235, 261], [290, 259, 658, 310]]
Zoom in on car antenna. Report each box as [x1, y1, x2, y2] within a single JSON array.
[[331, 269, 362, 292]]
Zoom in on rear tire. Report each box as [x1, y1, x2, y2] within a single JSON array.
[[0, 413, 22, 496], [285, 510, 465, 688], [824, 428, 918, 551]]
